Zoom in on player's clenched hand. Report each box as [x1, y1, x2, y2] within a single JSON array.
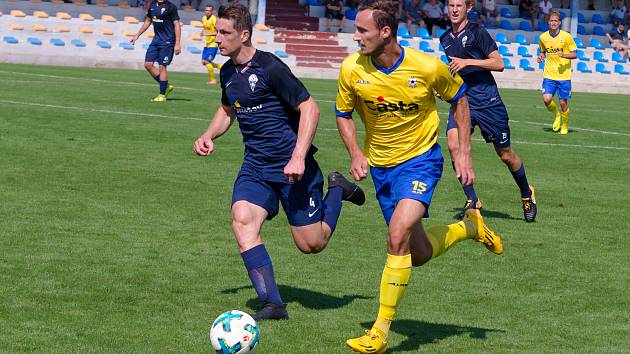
[[349, 152, 368, 181], [129, 36, 138, 45], [454, 153, 475, 187], [536, 53, 545, 63], [193, 135, 214, 156], [284, 157, 305, 183], [448, 57, 469, 73], [174, 44, 181, 55]]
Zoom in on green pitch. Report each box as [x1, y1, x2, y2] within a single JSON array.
[[1, 63, 628, 353]]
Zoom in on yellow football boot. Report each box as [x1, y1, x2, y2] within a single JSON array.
[[346, 328, 387, 354], [151, 94, 166, 102], [464, 209, 503, 255], [552, 113, 561, 132], [560, 111, 569, 135]]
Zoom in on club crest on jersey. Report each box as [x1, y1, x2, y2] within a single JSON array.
[[248, 74, 258, 92], [461, 35, 468, 47], [356, 79, 370, 84], [161, 7, 166, 14], [408, 76, 418, 88]]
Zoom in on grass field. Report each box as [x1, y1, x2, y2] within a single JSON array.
[[1, 62, 629, 353]]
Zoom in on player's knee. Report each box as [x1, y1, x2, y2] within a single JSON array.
[[297, 243, 324, 254], [143, 62, 153, 70], [387, 228, 410, 254]]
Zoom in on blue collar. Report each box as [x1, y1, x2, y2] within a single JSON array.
[[371, 47, 405, 75]]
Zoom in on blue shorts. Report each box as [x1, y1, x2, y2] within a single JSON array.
[[145, 43, 174, 66], [370, 144, 444, 225], [447, 104, 511, 148], [231, 161, 324, 227], [542, 78, 571, 99], [202, 47, 218, 62]]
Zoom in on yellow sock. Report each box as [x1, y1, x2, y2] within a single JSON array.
[[214, 62, 222, 69], [206, 63, 216, 81], [561, 108, 570, 122], [373, 254, 412, 338], [424, 221, 472, 258], [546, 101, 559, 117]]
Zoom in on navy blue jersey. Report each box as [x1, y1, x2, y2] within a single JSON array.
[[440, 22, 503, 109], [220, 50, 316, 182], [147, 0, 179, 45]]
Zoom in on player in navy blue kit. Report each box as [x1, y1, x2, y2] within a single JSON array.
[[130, 0, 181, 102], [193, 4, 365, 320], [441, 0, 537, 222]]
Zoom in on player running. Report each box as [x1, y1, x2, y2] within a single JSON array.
[[130, 0, 181, 102], [335, 2, 503, 353], [537, 10, 577, 134], [441, 0, 537, 222], [201, 4, 220, 84], [193, 3, 365, 321]]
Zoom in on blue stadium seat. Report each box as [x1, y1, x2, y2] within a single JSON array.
[[416, 27, 432, 40], [574, 37, 586, 49], [142, 43, 150, 49], [595, 63, 611, 74], [593, 26, 607, 36], [577, 62, 592, 73], [187, 46, 201, 54], [612, 52, 625, 63], [515, 34, 530, 45], [517, 46, 533, 57], [533, 35, 540, 44], [436, 28, 446, 38], [593, 51, 608, 62], [499, 20, 514, 30], [519, 58, 535, 71], [419, 41, 434, 52], [495, 32, 510, 44], [3, 36, 18, 44], [577, 50, 590, 61], [589, 38, 604, 49], [518, 21, 533, 32], [399, 39, 411, 47], [274, 50, 288, 58], [577, 25, 589, 35], [591, 13, 606, 25], [440, 54, 449, 64], [344, 9, 357, 21], [50, 38, 65, 46], [397, 27, 413, 39], [536, 21, 549, 32], [538, 60, 545, 70], [559, 11, 567, 20], [96, 40, 111, 49], [306, 0, 320, 5], [120, 42, 134, 50], [614, 64, 630, 75], [578, 12, 586, 23], [498, 45, 513, 56], [503, 58, 515, 69], [27, 37, 42, 45], [500, 8, 515, 18], [71, 39, 86, 47]]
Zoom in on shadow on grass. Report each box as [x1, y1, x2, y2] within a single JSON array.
[[222, 285, 371, 310], [450, 207, 521, 221], [359, 320, 505, 352], [165, 97, 193, 102]]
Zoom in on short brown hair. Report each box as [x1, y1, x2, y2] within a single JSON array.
[[358, 0, 399, 40], [549, 10, 561, 20], [218, 3, 252, 35]]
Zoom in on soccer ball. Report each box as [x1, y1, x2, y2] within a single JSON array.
[[210, 310, 259, 353]]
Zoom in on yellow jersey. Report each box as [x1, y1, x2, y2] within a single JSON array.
[[202, 15, 217, 48], [539, 30, 577, 81], [336, 47, 466, 167]]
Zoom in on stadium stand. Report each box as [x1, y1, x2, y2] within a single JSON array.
[[80, 13, 95, 21], [32, 24, 46, 31], [274, 50, 289, 58], [615, 64, 630, 75], [593, 51, 608, 62], [100, 28, 114, 35], [519, 58, 535, 71], [4, 36, 19, 44], [96, 40, 111, 48], [577, 62, 593, 73], [50, 38, 65, 46], [187, 46, 201, 54], [10, 23, 25, 30], [612, 52, 625, 63], [119, 41, 133, 49], [56, 11, 71, 20], [577, 50, 591, 61], [33, 10, 48, 18], [596, 63, 611, 74], [518, 46, 533, 57], [71, 39, 86, 47], [503, 58, 516, 69], [420, 41, 434, 53]]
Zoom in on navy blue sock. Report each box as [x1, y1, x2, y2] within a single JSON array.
[[153, 74, 160, 83], [159, 80, 168, 95], [511, 163, 531, 198], [240, 244, 284, 307], [452, 160, 478, 201], [322, 186, 343, 234]]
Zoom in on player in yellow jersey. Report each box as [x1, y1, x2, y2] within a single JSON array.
[[201, 4, 220, 84], [336, 2, 503, 353], [537, 11, 577, 134]]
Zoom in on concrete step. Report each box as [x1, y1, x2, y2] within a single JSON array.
[[285, 43, 347, 52], [267, 20, 319, 31], [289, 50, 348, 58], [274, 37, 338, 45]]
